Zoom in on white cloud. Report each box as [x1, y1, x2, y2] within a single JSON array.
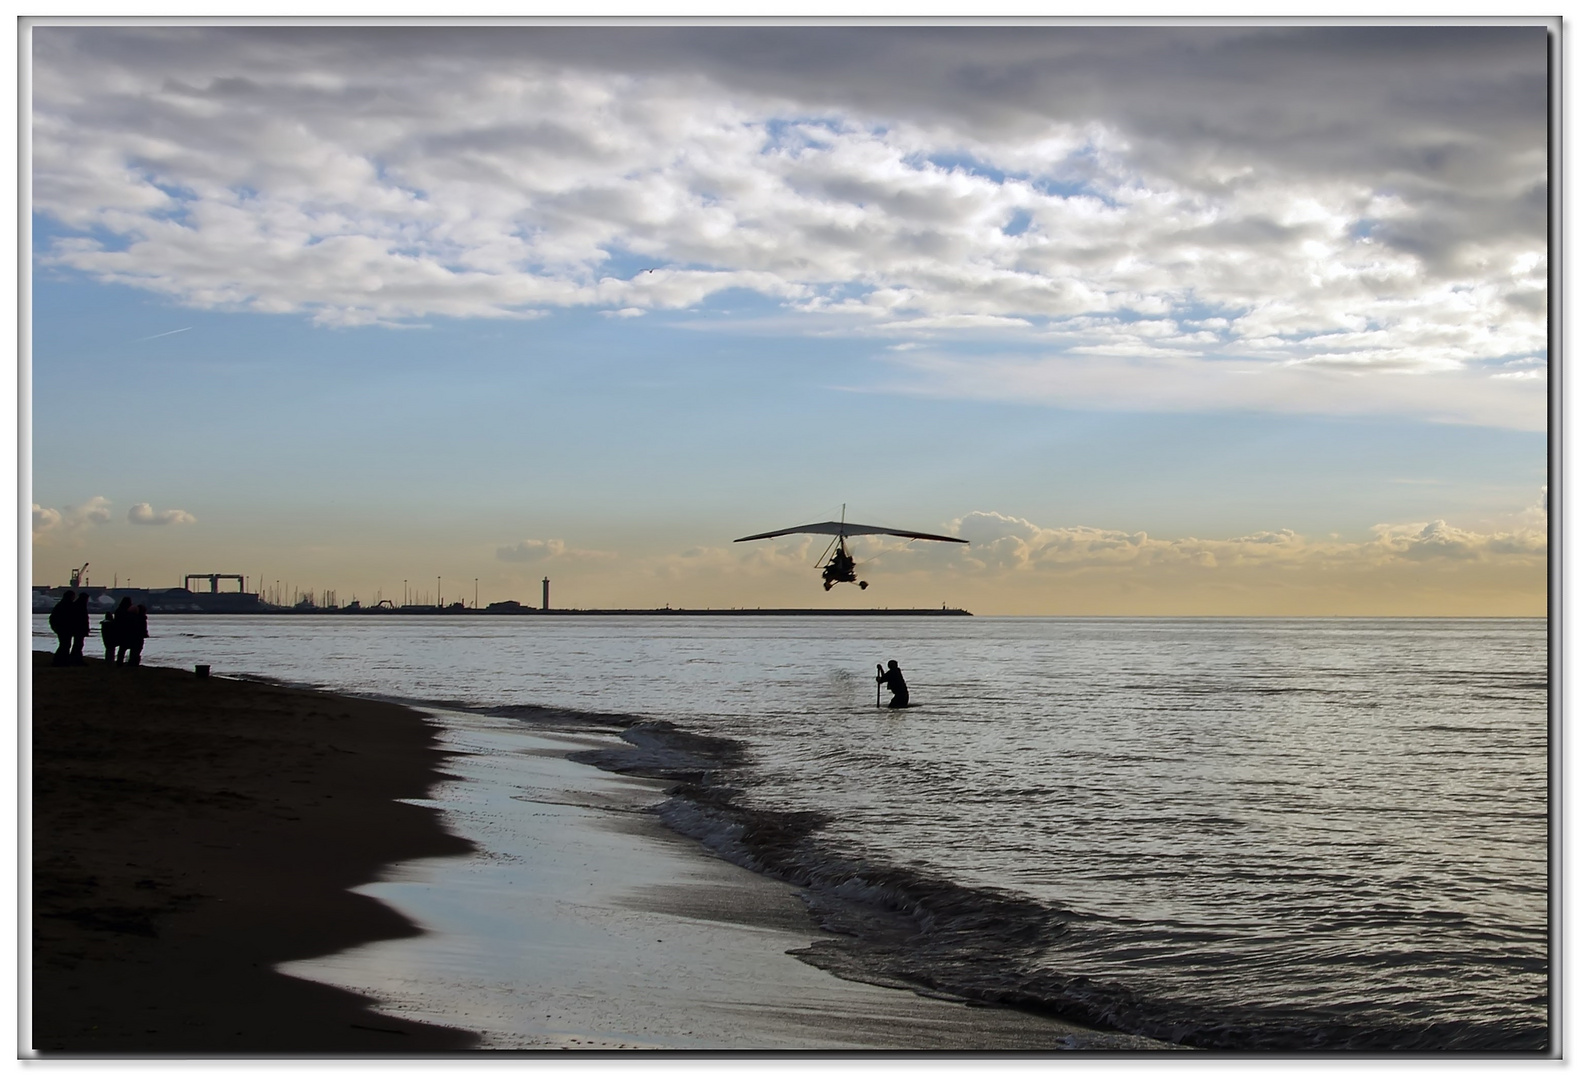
[[1368, 519, 1546, 561], [496, 538, 616, 563], [32, 495, 112, 542], [32, 505, 61, 537], [31, 27, 1545, 422], [127, 502, 196, 526], [76, 495, 111, 526]]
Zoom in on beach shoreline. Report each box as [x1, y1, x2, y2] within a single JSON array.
[[29, 651, 478, 1054], [29, 650, 1162, 1055], [280, 706, 1154, 1051]]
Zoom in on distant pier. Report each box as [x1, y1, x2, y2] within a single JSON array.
[[488, 607, 974, 617], [275, 605, 974, 617], [32, 586, 971, 617]]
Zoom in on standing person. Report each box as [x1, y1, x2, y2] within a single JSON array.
[[876, 660, 909, 709], [124, 604, 149, 667], [98, 610, 116, 662], [48, 591, 75, 665], [106, 597, 132, 664], [69, 592, 91, 665]]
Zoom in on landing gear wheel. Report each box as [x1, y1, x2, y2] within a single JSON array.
[[823, 581, 833, 591], [859, 581, 869, 590]]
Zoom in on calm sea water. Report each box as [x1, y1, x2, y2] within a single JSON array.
[[33, 614, 1550, 1050]]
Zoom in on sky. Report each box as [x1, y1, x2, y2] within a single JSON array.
[[27, 22, 1551, 616]]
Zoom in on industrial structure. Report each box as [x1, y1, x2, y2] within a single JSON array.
[[33, 569, 266, 615], [184, 573, 246, 594]]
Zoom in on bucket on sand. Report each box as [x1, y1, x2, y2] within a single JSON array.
[[195, 664, 210, 678]]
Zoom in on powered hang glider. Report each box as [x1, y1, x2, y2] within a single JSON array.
[[734, 509, 968, 591]]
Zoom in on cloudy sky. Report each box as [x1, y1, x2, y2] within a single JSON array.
[[29, 22, 1550, 614]]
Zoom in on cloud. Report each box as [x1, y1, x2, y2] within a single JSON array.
[[32, 505, 61, 537], [127, 502, 196, 526], [30, 26, 1545, 423], [812, 506, 1546, 578], [32, 495, 112, 541], [76, 495, 112, 525], [495, 538, 616, 563], [135, 326, 191, 341], [1369, 519, 1546, 561], [474, 503, 1544, 614], [872, 345, 1546, 430]]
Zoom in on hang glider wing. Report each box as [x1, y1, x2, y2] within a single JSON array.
[[734, 521, 968, 544]]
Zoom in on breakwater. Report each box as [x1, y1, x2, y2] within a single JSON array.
[[284, 606, 975, 617]]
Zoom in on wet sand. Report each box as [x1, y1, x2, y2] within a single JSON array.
[[283, 709, 1161, 1051], [29, 651, 477, 1054]]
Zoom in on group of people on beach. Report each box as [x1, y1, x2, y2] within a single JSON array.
[[48, 591, 148, 667]]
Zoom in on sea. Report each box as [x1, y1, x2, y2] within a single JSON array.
[[32, 614, 1551, 1052]]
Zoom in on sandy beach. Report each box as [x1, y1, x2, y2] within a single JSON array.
[[29, 650, 1152, 1055], [29, 651, 477, 1054]]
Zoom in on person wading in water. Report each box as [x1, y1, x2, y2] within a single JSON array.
[[876, 660, 909, 709]]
